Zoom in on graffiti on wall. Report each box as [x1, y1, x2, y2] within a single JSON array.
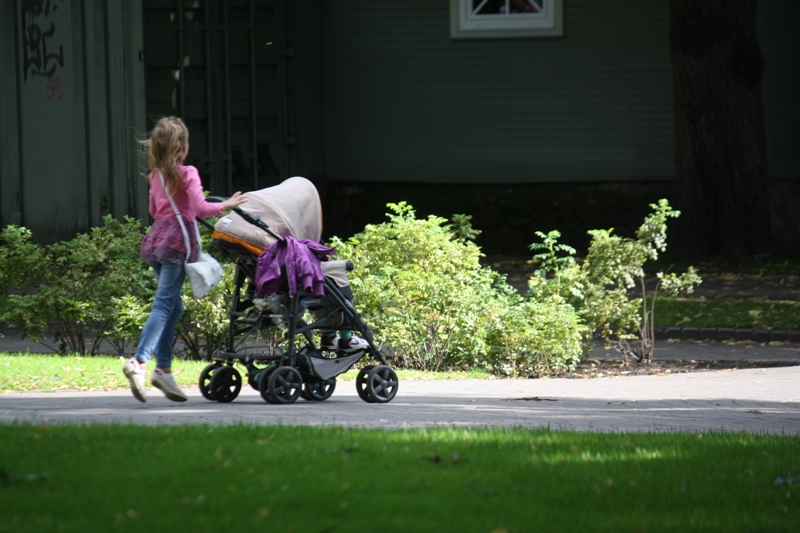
[[21, 0, 66, 92]]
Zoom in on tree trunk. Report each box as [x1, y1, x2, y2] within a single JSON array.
[[670, 0, 770, 259]]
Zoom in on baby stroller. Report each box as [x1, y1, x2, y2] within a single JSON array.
[[197, 177, 398, 404]]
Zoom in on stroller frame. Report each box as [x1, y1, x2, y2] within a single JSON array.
[[196, 200, 398, 405]]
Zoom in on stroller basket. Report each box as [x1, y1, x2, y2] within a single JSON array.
[[196, 177, 397, 405]]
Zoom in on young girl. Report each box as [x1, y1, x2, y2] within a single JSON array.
[[123, 116, 247, 403]]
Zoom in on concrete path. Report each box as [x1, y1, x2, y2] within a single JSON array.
[[2, 364, 798, 434], [2, 334, 798, 433]]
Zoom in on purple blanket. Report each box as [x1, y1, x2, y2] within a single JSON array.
[[255, 236, 336, 297]]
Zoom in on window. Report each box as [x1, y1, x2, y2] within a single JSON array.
[[450, 0, 563, 39]]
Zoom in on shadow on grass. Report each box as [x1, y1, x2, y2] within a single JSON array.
[[0, 424, 798, 532]]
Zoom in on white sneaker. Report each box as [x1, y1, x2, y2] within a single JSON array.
[[320, 333, 340, 351], [122, 358, 147, 403], [151, 369, 188, 402], [338, 334, 369, 353]]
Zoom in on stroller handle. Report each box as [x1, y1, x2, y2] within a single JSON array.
[[204, 195, 285, 243]]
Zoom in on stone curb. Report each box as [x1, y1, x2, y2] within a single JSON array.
[[653, 326, 800, 343]]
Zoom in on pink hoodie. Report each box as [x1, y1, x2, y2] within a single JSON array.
[[149, 165, 224, 221], [139, 164, 224, 265]]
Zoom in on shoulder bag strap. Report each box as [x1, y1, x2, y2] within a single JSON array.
[[158, 170, 197, 264]]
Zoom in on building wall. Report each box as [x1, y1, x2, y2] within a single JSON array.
[[143, 0, 287, 196], [0, 0, 147, 243], [321, 0, 677, 184], [320, 0, 800, 255], [321, 1, 799, 185], [141, 0, 323, 197], [1, 0, 322, 244], [2, 1, 796, 254]]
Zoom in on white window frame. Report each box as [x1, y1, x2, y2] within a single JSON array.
[[450, 0, 564, 39]]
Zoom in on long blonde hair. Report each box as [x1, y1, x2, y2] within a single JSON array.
[[142, 116, 189, 196]]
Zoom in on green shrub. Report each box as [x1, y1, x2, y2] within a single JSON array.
[[330, 203, 488, 369], [97, 219, 234, 360], [1, 204, 593, 374], [176, 264, 234, 360], [484, 290, 588, 376], [528, 199, 701, 362], [1, 216, 155, 355], [0, 225, 47, 338], [331, 202, 586, 374], [0, 216, 239, 358], [0, 225, 45, 299]]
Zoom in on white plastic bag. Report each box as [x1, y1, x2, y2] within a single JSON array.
[[185, 251, 223, 299]]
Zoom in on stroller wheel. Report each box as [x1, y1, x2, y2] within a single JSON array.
[[364, 365, 399, 403], [265, 366, 303, 404], [208, 366, 243, 403], [257, 364, 279, 403], [198, 362, 222, 401], [301, 378, 336, 401], [247, 363, 273, 391], [355, 365, 377, 403]]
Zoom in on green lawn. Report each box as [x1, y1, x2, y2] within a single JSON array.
[[654, 297, 800, 331], [0, 353, 493, 393], [0, 354, 207, 392], [0, 424, 797, 532]]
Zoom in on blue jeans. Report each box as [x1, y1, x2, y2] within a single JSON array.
[[134, 261, 185, 368]]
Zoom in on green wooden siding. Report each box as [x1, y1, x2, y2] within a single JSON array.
[[0, 0, 147, 242], [321, 0, 799, 184], [321, 0, 675, 183], [2, 0, 797, 245], [0, 0, 321, 243]]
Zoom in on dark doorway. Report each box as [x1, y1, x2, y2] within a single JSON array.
[[142, 0, 286, 196]]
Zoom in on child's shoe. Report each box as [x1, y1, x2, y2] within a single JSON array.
[[338, 335, 369, 353], [151, 369, 188, 402], [320, 333, 340, 351], [122, 358, 147, 403]]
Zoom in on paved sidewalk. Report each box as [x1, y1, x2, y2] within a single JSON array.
[[2, 331, 798, 434], [2, 364, 798, 434]]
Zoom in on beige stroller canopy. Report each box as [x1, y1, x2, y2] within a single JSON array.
[[212, 176, 323, 254]]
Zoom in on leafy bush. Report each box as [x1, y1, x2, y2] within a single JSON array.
[[330, 202, 585, 374], [0, 226, 47, 339], [107, 294, 152, 355], [0, 225, 45, 298], [1, 216, 238, 358], [1, 216, 155, 355], [1, 203, 594, 374], [483, 289, 588, 376], [176, 264, 234, 360], [528, 199, 701, 362]]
